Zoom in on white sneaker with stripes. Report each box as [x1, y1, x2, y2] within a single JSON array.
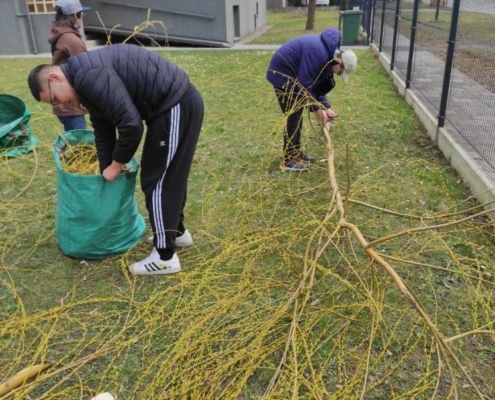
[[146, 229, 193, 248], [129, 248, 181, 275]]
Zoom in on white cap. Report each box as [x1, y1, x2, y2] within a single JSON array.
[[341, 50, 357, 83], [55, 0, 91, 14]]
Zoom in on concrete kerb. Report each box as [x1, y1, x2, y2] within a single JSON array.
[[371, 43, 495, 214]]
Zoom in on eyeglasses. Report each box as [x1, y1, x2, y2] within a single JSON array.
[[47, 79, 60, 107]]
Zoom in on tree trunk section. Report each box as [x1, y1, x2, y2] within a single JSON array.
[[306, 0, 316, 30]]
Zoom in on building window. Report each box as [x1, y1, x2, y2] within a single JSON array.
[[28, 0, 56, 13]]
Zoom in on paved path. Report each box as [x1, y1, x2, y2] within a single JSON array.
[[378, 16, 495, 183], [403, 0, 495, 14], [446, 0, 495, 15]]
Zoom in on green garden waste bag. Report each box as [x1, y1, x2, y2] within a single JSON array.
[[0, 94, 37, 157], [54, 129, 145, 259]]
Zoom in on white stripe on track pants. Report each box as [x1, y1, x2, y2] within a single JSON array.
[[140, 84, 204, 251]]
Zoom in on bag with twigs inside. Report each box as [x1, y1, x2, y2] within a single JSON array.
[[53, 129, 145, 259], [0, 94, 38, 158]]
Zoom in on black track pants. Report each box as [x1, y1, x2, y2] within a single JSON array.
[[274, 87, 305, 160], [140, 84, 204, 251]]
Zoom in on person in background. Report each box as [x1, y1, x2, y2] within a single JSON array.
[[27, 44, 204, 276], [266, 28, 357, 172], [48, 0, 91, 131]]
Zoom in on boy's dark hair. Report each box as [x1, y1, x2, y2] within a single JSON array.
[[27, 65, 50, 101]]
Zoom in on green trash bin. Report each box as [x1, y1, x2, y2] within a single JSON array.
[[340, 10, 363, 46]]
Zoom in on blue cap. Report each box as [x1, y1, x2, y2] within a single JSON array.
[[56, 0, 91, 14]]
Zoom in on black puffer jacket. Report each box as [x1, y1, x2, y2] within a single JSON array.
[[61, 44, 190, 167]]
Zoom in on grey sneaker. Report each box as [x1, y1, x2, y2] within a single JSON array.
[[280, 158, 311, 172], [298, 152, 316, 162], [129, 248, 181, 275], [146, 229, 193, 247]]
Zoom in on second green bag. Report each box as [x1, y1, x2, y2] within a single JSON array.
[[0, 94, 38, 158]]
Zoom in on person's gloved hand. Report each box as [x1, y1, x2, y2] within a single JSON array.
[[102, 161, 123, 182]]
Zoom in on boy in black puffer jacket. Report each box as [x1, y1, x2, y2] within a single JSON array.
[[27, 44, 204, 276]]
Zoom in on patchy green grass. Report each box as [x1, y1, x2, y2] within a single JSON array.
[[249, 8, 341, 44]]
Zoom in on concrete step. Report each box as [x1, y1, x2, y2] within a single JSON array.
[[85, 39, 105, 48]]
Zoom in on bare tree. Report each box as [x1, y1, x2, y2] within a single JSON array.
[[305, 0, 316, 30]]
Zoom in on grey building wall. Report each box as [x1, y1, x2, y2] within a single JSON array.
[[0, 0, 35, 55], [31, 14, 57, 54], [267, 0, 286, 9], [225, 0, 267, 42], [82, 0, 230, 46], [0, 0, 267, 54], [81, 0, 266, 47], [0, 0, 63, 55]]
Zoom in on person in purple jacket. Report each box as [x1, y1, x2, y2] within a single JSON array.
[[267, 28, 357, 172]]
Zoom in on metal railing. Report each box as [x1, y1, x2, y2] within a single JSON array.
[[370, 0, 495, 181]]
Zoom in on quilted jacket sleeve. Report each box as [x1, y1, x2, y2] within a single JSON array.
[[297, 49, 327, 111], [76, 67, 144, 167]]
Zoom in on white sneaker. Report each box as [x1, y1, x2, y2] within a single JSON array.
[[145, 229, 193, 248], [129, 248, 181, 275]]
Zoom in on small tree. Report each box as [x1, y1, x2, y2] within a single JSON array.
[[305, 0, 316, 30]]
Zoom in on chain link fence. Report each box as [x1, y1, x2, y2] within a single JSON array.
[[369, 0, 495, 182]]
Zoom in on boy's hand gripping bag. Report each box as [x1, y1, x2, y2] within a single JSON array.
[[53, 129, 145, 259]]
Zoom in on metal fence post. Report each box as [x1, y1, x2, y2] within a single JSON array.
[[437, 0, 461, 135], [365, 0, 372, 45], [22, 0, 38, 54], [405, 0, 420, 89], [390, 0, 401, 71], [370, 0, 376, 43], [379, 0, 386, 51]]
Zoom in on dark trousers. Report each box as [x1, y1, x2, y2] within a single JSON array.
[[274, 87, 305, 160], [58, 115, 87, 132], [140, 84, 204, 253]]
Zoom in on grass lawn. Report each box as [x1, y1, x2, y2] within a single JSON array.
[[0, 10, 494, 400], [249, 7, 341, 44]]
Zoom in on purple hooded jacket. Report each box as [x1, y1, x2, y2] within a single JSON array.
[[266, 28, 341, 111]]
